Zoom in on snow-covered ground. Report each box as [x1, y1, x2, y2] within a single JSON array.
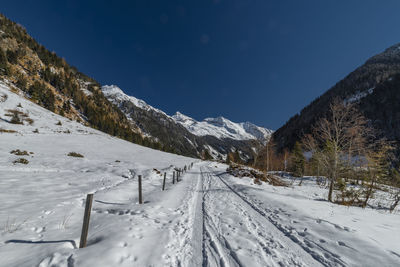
[[1, 84, 399, 266]]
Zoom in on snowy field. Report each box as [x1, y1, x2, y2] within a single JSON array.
[[1, 84, 400, 266]]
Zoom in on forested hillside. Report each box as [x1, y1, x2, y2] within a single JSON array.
[[0, 13, 167, 151], [272, 43, 400, 152]]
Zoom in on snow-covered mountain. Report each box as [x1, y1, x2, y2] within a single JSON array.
[[101, 85, 272, 161], [102, 85, 168, 117], [102, 85, 272, 142], [172, 111, 273, 142]]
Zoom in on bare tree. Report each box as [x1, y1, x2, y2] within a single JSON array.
[[255, 139, 278, 172], [389, 185, 400, 212], [306, 98, 370, 202]]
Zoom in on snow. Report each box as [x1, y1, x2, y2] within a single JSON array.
[[0, 83, 195, 266], [204, 144, 221, 158], [344, 87, 375, 104], [80, 88, 93, 97], [101, 85, 273, 142], [173, 111, 273, 142], [101, 85, 168, 117], [221, 174, 400, 266], [1, 83, 399, 266]]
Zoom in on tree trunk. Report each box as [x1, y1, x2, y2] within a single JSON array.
[[328, 178, 334, 202], [363, 180, 374, 208], [390, 193, 400, 213]]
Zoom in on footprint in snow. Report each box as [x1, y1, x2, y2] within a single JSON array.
[[42, 210, 53, 215], [118, 254, 136, 264], [38, 253, 74, 267], [36, 227, 45, 233], [119, 242, 128, 248], [131, 234, 143, 239]]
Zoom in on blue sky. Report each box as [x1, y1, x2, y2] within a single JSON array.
[[2, 0, 400, 129]]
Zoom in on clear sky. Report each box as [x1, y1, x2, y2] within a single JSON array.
[[2, 0, 400, 129]]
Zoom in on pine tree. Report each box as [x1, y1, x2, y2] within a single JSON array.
[[225, 154, 231, 164], [6, 49, 18, 64], [292, 141, 305, 179], [0, 48, 10, 75], [202, 149, 213, 160]]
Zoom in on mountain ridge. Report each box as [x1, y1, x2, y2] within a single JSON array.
[[101, 84, 272, 160], [271, 42, 400, 154], [102, 84, 272, 142]]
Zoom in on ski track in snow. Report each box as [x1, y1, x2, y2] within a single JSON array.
[[164, 164, 399, 267], [199, 166, 321, 267]]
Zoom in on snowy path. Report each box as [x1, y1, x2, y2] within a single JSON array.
[[162, 162, 323, 266], [195, 165, 321, 267], [166, 163, 399, 267]]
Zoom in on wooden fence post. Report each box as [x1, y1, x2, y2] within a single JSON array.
[[162, 172, 166, 191], [138, 175, 143, 204], [79, 193, 93, 248], [173, 171, 175, 184]]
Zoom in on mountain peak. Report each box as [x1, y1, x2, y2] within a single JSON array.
[[173, 111, 194, 121], [102, 85, 273, 144], [101, 84, 124, 95], [101, 85, 167, 116], [174, 114, 272, 142]]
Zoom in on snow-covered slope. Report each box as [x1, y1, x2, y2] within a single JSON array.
[[101, 85, 273, 143], [0, 82, 195, 267], [102, 85, 168, 117], [173, 111, 273, 141], [0, 82, 94, 135]]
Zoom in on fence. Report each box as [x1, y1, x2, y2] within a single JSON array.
[[79, 162, 195, 248]]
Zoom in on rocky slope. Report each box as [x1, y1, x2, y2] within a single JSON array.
[[273, 43, 400, 152]]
